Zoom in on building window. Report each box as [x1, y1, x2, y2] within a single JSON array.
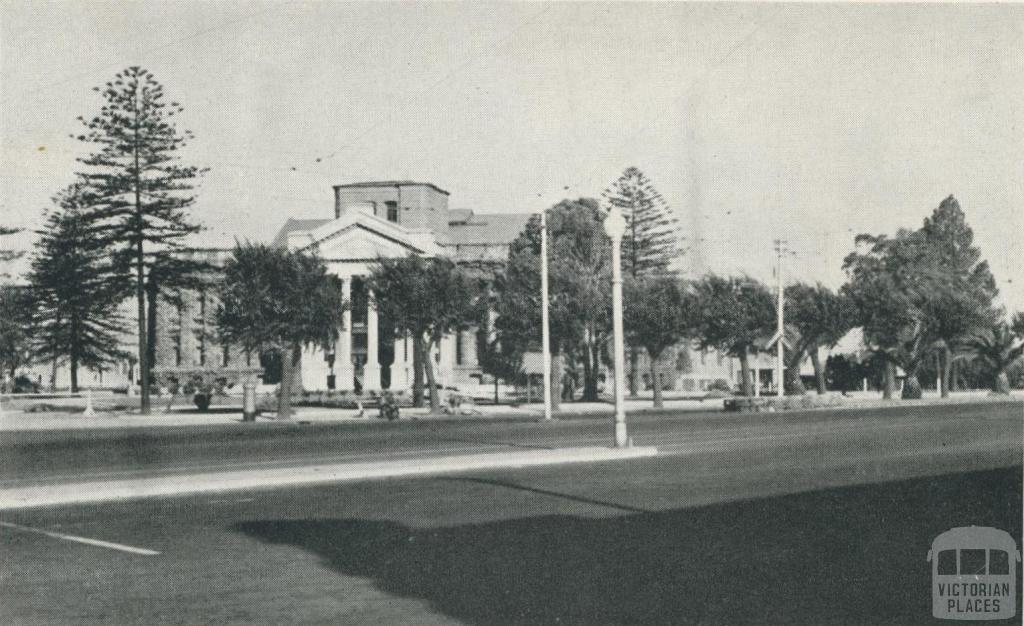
[[385, 201, 399, 223], [222, 344, 230, 367], [455, 333, 463, 365]]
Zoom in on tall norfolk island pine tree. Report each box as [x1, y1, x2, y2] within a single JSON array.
[[74, 67, 203, 414], [28, 184, 128, 392], [602, 167, 680, 397]]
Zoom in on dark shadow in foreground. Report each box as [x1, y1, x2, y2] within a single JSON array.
[[235, 467, 1022, 625]]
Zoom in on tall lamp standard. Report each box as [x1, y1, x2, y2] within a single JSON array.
[[540, 209, 552, 421], [603, 205, 629, 448]]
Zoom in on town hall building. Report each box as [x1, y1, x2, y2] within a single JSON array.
[[269, 180, 530, 394], [13, 179, 793, 398]]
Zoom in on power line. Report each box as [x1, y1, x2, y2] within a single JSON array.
[[294, 3, 555, 172], [5, 6, 277, 103]]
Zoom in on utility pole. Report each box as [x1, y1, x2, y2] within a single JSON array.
[[773, 239, 786, 398], [540, 209, 552, 421]]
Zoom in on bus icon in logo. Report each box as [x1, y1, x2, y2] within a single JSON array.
[[928, 526, 1020, 620]]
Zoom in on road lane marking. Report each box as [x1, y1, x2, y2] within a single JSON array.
[[0, 521, 160, 555]]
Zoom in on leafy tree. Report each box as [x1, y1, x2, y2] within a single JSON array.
[[916, 196, 999, 397], [784, 283, 857, 395], [368, 255, 480, 413], [964, 320, 1024, 394], [602, 167, 680, 396], [496, 199, 612, 406], [217, 244, 345, 419], [74, 66, 204, 414], [624, 276, 694, 407], [824, 353, 883, 393], [0, 285, 34, 381], [843, 196, 999, 400], [28, 185, 129, 391], [842, 229, 935, 399], [692, 275, 775, 396], [474, 279, 524, 402], [1013, 312, 1024, 339]]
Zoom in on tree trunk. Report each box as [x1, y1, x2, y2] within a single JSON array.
[[940, 346, 952, 398], [650, 353, 663, 408], [412, 335, 425, 408], [901, 372, 923, 399], [69, 314, 80, 393], [277, 344, 297, 419], [784, 365, 805, 395], [883, 360, 895, 400], [582, 343, 602, 402], [994, 371, 1010, 394], [136, 256, 149, 414], [811, 350, 826, 395], [628, 347, 639, 398], [422, 337, 441, 414], [738, 349, 753, 397], [146, 282, 159, 375], [549, 352, 562, 412], [951, 359, 960, 392]]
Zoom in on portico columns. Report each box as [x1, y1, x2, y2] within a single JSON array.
[[364, 287, 381, 391], [392, 336, 410, 391], [337, 277, 354, 390]]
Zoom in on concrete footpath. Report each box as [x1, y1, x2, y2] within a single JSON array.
[[0, 397, 723, 431], [0, 445, 658, 511], [3, 390, 1021, 432]]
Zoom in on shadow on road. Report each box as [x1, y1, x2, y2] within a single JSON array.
[[235, 466, 1021, 625]]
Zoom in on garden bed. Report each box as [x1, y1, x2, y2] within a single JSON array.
[[723, 394, 845, 413]]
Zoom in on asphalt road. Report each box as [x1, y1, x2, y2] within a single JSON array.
[[1, 401, 1022, 624], [2, 401, 1022, 485]]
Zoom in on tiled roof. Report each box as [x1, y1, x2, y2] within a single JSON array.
[[268, 211, 531, 250], [269, 218, 332, 248], [445, 213, 532, 245], [447, 209, 475, 224]]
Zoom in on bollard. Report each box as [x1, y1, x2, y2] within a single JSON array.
[[242, 381, 257, 422]]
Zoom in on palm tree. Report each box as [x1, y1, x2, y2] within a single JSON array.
[[965, 321, 1024, 394]]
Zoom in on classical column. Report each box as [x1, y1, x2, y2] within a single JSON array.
[[391, 335, 409, 391], [439, 333, 457, 387], [364, 287, 381, 391], [337, 277, 354, 391], [299, 344, 329, 391]]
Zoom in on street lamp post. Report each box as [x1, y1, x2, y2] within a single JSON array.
[[603, 206, 629, 448], [540, 210, 553, 421]]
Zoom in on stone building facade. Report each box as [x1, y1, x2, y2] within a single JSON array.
[[15, 179, 794, 397]]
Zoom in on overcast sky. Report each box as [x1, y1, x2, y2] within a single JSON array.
[[2, 2, 1022, 309]]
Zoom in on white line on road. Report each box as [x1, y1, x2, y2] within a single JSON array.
[[0, 521, 161, 555]]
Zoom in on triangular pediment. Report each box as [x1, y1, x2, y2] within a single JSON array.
[[293, 213, 440, 259]]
